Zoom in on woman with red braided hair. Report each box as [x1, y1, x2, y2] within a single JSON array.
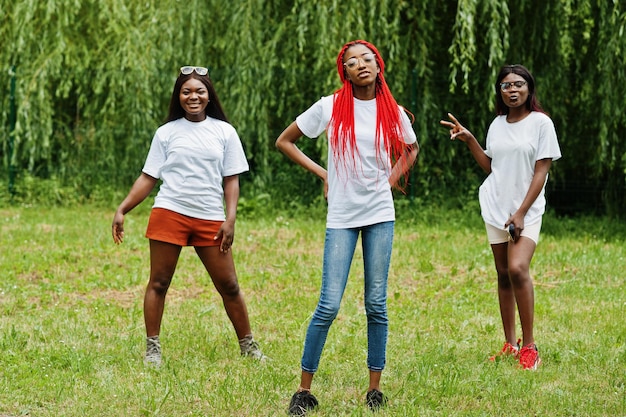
[[276, 40, 419, 415]]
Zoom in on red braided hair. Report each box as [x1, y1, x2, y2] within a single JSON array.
[[330, 40, 413, 187]]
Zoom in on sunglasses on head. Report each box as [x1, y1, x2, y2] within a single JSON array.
[[180, 66, 209, 76]]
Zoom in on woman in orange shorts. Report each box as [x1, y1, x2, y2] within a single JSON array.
[[112, 66, 265, 366]]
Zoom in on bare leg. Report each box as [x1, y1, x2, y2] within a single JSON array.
[[298, 371, 314, 392], [507, 237, 537, 346], [368, 370, 382, 392], [194, 246, 252, 339], [144, 240, 181, 336], [491, 243, 517, 345]]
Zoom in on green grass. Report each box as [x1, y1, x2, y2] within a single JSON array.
[[0, 205, 624, 416]]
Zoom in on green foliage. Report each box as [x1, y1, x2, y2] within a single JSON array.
[[1, 0, 625, 216]]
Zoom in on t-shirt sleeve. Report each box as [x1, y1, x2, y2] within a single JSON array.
[[142, 130, 166, 179], [295, 97, 329, 138], [484, 118, 497, 159], [399, 107, 417, 145], [222, 128, 250, 177], [537, 115, 562, 162]]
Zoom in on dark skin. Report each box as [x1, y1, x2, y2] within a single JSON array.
[[276, 43, 418, 395], [439, 72, 553, 347], [112, 77, 252, 341]]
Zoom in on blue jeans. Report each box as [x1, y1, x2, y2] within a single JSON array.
[[301, 221, 394, 373]]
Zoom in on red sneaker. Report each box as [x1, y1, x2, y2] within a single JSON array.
[[489, 339, 520, 362], [518, 343, 541, 370]]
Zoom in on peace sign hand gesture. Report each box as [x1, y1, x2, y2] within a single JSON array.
[[440, 112, 492, 173], [439, 113, 473, 143]]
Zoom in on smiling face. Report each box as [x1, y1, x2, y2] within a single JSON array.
[[499, 73, 529, 110], [179, 78, 209, 122], [342, 43, 380, 88]]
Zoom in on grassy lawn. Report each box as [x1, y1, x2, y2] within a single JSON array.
[[0, 205, 624, 416]]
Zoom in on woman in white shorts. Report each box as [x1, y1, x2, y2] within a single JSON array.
[[441, 64, 561, 370]]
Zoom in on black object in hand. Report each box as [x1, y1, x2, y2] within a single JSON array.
[[508, 223, 515, 240]]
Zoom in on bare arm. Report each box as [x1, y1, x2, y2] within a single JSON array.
[[112, 173, 158, 244], [275, 121, 328, 197], [389, 142, 419, 188], [440, 112, 492, 173], [506, 158, 553, 239], [215, 174, 240, 253]]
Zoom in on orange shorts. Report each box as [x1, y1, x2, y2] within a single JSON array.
[[145, 208, 222, 247]]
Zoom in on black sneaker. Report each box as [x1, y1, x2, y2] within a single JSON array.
[[366, 389, 387, 411], [288, 391, 318, 416]]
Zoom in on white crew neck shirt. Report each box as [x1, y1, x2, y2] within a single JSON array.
[[479, 111, 561, 228], [142, 117, 249, 220], [296, 95, 417, 228]]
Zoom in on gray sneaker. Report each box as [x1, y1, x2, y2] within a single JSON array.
[[239, 334, 267, 361], [145, 336, 162, 367]]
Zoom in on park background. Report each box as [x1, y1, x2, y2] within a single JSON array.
[[1, 1, 625, 416], [1, 0, 626, 215]]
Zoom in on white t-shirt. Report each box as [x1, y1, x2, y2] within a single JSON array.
[[296, 95, 417, 228], [479, 111, 561, 228], [142, 117, 249, 220]]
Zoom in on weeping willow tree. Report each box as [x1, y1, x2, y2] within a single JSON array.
[[1, 0, 625, 216]]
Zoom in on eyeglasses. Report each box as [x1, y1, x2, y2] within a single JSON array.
[[500, 80, 527, 92], [180, 66, 209, 76], [343, 53, 376, 70]]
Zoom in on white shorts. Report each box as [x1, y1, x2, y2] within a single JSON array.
[[485, 218, 542, 245]]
